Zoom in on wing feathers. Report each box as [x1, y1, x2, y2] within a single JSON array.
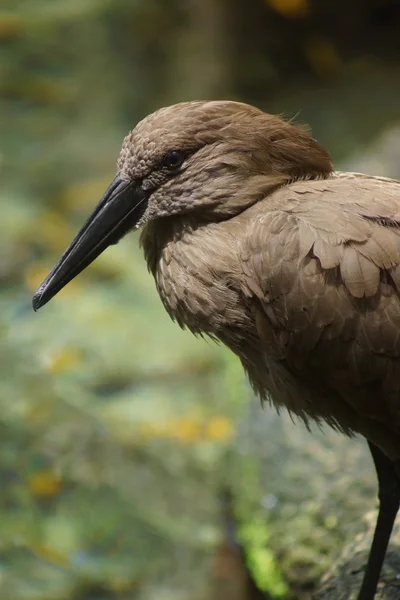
[[340, 246, 380, 298], [238, 174, 400, 435]]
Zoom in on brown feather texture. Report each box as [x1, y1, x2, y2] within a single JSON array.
[[132, 102, 400, 465], [33, 101, 400, 600]]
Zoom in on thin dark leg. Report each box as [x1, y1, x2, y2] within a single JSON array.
[[357, 442, 400, 600]]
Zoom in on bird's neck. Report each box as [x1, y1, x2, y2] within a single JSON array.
[[140, 216, 247, 335], [140, 215, 201, 278]]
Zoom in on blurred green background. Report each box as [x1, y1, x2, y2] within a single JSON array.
[[2, 1, 400, 599]]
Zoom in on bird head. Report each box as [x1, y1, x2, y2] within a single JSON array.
[[32, 100, 332, 310]]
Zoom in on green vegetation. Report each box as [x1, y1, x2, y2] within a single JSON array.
[[2, 0, 400, 598]]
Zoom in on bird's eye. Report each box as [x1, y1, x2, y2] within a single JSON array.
[[163, 150, 185, 170]]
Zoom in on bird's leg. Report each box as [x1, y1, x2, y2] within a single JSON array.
[[357, 441, 400, 600]]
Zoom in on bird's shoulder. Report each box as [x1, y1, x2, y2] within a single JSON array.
[[233, 173, 400, 424], [237, 172, 400, 300]]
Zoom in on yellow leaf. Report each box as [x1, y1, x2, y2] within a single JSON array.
[[24, 262, 52, 293], [139, 422, 170, 440], [266, 0, 308, 18], [28, 470, 62, 498], [45, 347, 83, 375], [59, 176, 115, 212], [206, 416, 233, 441], [137, 414, 233, 445], [172, 418, 202, 442], [28, 543, 69, 568], [24, 261, 81, 297], [37, 211, 75, 252]]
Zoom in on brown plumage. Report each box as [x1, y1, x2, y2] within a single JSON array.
[[32, 101, 400, 600]]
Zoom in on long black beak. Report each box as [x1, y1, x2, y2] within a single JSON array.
[[32, 174, 148, 311]]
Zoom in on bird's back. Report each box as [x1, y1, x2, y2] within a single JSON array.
[[233, 172, 400, 461]]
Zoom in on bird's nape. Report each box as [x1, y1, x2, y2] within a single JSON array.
[[32, 174, 148, 310]]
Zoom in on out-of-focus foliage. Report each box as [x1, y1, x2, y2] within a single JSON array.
[[2, 0, 400, 599], [2, 261, 244, 600]]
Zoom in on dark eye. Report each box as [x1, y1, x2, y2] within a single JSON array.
[[163, 150, 184, 170]]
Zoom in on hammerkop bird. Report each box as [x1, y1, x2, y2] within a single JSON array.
[[33, 101, 400, 599]]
